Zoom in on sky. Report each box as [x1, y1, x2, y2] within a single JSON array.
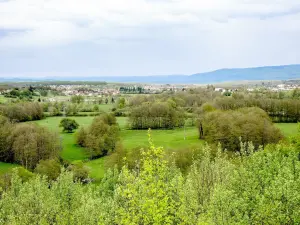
[[0, 0, 300, 77]]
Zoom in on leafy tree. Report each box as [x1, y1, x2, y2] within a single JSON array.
[[199, 107, 283, 151], [76, 114, 120, 158], [71, 95, 84, 104], [67, 162, 89, 182], [35, 159, 61, 181], [59, 118, 79, 133], [11, 124, 61, 169]]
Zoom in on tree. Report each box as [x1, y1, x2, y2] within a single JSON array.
[[76, 113, 120, 158], [11, 124, 61, 169], [59, 118, 79, 133], [68, 162, 89, 182], [71, 95, 84, 104], [199, 107, 283, 151], [35, 159, 61, 181]]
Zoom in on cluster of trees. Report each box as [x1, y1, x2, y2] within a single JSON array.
[[0, 116, 61, 169], [76, 114, 120, 158], [198, 107, 283, 151], [43, 102, 102, 116], [119, 86, 145, 94], [0, 138, 299, 224], [0, 102, 43, 122], [129, 100, 185, 129], [126, 88, 300, 122], [213, 95, 300, 122], [3, 87, 37, 100]]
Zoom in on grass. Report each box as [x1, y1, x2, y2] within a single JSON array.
[[34, 117, 95, 162], [5, 116, 297, 181], [85, 157, 106, 181], [275, 123, 299, 137], [0, 162, 19, 175], [120, 127, 202, 150]]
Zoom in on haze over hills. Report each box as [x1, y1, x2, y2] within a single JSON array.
[[1, 64, 300, 84]]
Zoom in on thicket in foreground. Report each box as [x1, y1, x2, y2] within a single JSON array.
[[0, 135, 299, 224]]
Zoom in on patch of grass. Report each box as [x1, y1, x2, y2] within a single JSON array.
[[34, 116, 298, 181], [121, 127, 203, 150], [275, 123, 299, 137], [34, 117, 95, 162], [98, 104, 113, 113], [0, 162, 19, 175], [85, 157, 106, 182]]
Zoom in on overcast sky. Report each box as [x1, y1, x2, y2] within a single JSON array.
[[0, 0, 300, 77]]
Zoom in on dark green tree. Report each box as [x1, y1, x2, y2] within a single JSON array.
[[59, 118, 79, 133]]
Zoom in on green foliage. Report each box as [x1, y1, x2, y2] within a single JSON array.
[[59, 118, 79, 133], [67, 162, 89, 182], [0, 137, 300, 224], [35, 159, 61, 181], [71, 95, 84, 104], [76, 113, 120, 158], [0, 102, 44, 122], [9, 123, 61, 169], [199, 107, 283, 151], [129, 101, 186, 129]]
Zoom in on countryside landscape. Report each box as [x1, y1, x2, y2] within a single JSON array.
[[1, 0, 300, 224]]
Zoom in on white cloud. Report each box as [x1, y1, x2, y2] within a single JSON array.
[[0, 0, 300, 77], [0, 0, 300, 47]]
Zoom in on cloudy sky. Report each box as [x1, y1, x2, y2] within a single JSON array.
[[0, 0, 300, 77]]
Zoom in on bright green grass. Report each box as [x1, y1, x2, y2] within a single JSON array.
[[0, 162, 19, 175], [34, 117, 96, 162], [275, 123, 299, 137], [85, 157, 106, 181], [121, 127, 203, 150], [30, 117, 299, 181]]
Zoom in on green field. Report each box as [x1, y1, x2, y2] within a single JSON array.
[[1, 115, 298, 180], [0, 162, 19, 175], [275, 123, 299, 137], [33, 117, 300, 181]]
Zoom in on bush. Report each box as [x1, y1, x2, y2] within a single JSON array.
[[59, 118, 79, 133], [76, 113, 120, 158], [35, 159, 61, 181]]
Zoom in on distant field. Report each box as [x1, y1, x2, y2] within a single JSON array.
[[275, 123, 298, 137]]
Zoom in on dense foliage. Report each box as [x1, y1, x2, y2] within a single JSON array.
[[76, 113, 120, 158], [198, 107, 283, 151], [0, 102, 43, 122], [0, 137, 299, 224], [129, 100, 185, 129], [59, 118, 79, 133], [0, 116, 61, 169]]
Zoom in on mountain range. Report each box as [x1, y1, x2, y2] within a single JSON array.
[[1, 64, 300, 84]]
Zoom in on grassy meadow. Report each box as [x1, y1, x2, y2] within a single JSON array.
[[275, 123, 299, 137], [0, 162, 19, 175], [0, 114, 298, 180]]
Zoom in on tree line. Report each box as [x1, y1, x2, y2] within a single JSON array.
[[0, 116, 61, 169], [0, 102, 44, 122], [128, 99, 186, 129]]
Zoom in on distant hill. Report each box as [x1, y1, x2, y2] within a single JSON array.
[[1, 64, 300, 84]]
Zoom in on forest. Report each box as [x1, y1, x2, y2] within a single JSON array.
[[0, 85, 300, 224]]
